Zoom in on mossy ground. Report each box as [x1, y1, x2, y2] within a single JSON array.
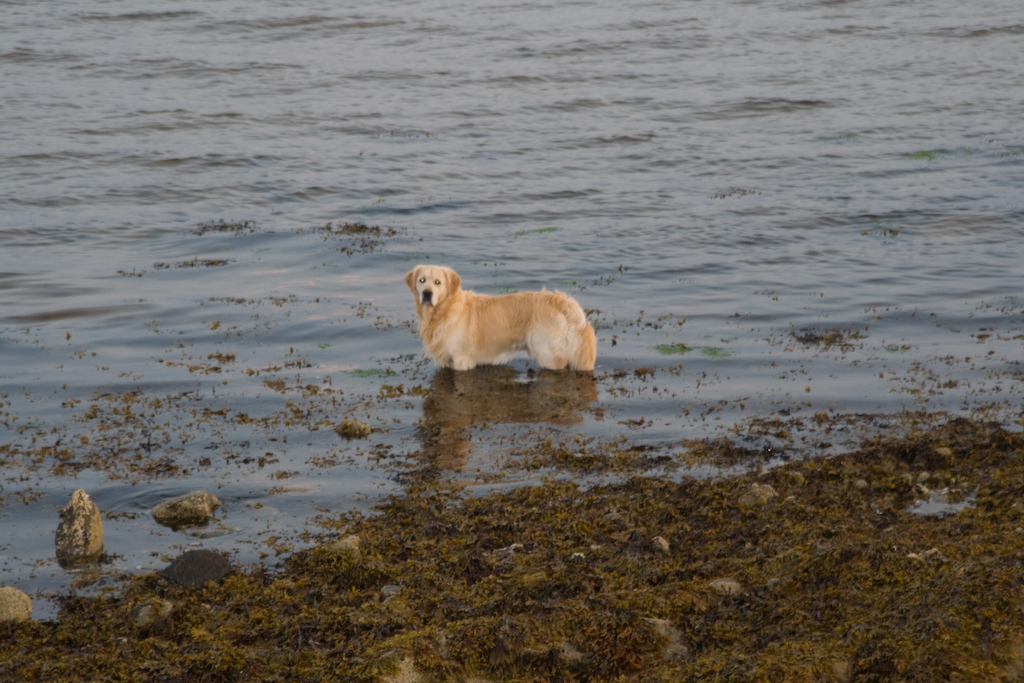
[[4, 419, 1024, 682]]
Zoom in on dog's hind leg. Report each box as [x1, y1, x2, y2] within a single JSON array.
[[526, 333, 568, 370], [451, 355, 477, 371]]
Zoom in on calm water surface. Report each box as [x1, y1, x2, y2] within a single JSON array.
[[2, 0, 1023, 618]]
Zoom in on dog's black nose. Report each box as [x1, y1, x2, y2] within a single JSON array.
[[421, 290, 433, 305]]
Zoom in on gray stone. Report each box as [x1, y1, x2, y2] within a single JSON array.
[[55, 489, 104, 567], [131, 598, 174, 628], [151, 490, 220, 529], [162, 549, 232, 588], [0, 586, 33, 622]]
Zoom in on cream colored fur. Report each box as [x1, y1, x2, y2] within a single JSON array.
[[405, 265, 597, 372]]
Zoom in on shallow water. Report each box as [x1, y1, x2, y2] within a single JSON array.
[[2, 0, 1023, 618]]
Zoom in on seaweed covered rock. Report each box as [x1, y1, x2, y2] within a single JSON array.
[[55, 489, 104, 567], [0, 586, 32, 622], [336, 417, 372, 439], [131, 598, 174, 628], [151, 490, 220, 529]]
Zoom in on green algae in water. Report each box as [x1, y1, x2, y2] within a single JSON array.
[[654, 343, 735, 358], [345, 368, 395, 378], [510, 227, 558, 239], [885, 344, 912, 353], [815, 132, 859, 142], [906, 150, 938, 161]]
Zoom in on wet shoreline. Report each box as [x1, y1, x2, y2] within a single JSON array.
[[4, 416, 1024, 680]]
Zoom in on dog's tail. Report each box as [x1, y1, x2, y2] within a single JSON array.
[[552, 291, 597, 372]]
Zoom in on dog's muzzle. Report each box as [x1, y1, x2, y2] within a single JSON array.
[[421, 290, 433, 306]]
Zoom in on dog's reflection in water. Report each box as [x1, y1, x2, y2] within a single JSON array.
[[416, 365, 598, 470]]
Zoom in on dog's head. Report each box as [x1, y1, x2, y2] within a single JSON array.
[[405, 265, 461, 308]]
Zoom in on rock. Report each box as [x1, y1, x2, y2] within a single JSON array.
[[0, 586, 33, 622], [998, 637, 1024, 681], [131, 598, 174, 628], [830, 659, 852, 683], [162, 549, 232, 588], [55, 489, 104, 567], [486, 542, 524, 566], [335, 418, 371, 439], [652, 536, 670, 553], [738, 483, 778, 508], [558, 640, 588, 664], [382, 656, 423, 683], [151, 490, 220, 529], [646, 618, 688, 660], [325, 534, 361, 559], [602, 510, 624, 525], [708, 578, 745, 595], [853, 478, 870, 491]]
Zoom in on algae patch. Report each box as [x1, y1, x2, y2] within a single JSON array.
[[510, 227, 559, 239], [654, 343, 735, 358]]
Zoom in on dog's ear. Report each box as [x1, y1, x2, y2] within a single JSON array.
[[445, 268, 461, 292], [405, 268, 419, 293]]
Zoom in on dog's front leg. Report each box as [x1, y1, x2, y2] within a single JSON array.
[[451, 356, 476, 371]]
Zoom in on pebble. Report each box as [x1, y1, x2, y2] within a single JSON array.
[[161, 549, 233, 588], [602, 510, 624, 524], [55, 489, 104, 567], [324, 534, 361, 559], [738, 483, 778, 508], [708, 578, 745, 595], [151, 490, 220, 529], [652, 536, 671, 553], [0, 586, 33, 622]]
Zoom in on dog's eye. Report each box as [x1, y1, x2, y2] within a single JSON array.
[[434, 280, 441, 285], [418, 277, 426, 283]]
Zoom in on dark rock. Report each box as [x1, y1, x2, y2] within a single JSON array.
[[162, 549, 232, 588]]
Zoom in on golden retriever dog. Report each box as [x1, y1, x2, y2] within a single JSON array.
[[405, 265, 596, 371]]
